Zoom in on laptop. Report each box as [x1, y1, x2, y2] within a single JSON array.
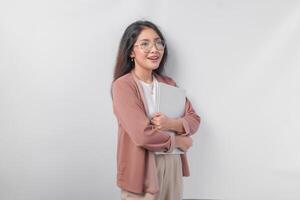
[[155, 82, 186, 154]]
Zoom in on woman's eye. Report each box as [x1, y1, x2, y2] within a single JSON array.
[[157, 40, 164, 46], [141, 42, 149, 47], [157, 41, 163, 46]]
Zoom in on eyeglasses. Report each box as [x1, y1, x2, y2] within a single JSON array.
[[134, 39, 166, 52]]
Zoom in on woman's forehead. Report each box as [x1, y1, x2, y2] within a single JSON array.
[[137, 28, 160, 40]]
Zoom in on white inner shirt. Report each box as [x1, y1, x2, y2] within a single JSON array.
[[139, 76, 157, 119]]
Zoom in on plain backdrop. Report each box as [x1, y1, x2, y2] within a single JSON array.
[[1, 0, 300, 199]]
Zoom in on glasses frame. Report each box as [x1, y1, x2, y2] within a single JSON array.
[[133, 39, 166, 53]]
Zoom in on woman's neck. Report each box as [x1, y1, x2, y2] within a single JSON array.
[[133, 67, 153, 83]]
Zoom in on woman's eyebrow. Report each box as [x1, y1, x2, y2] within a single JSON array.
[[139, 37, 161, 41]]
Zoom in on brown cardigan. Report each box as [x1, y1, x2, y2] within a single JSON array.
[[112, 70, 201, 194]]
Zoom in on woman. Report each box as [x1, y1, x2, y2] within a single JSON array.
[[111, 20, 201, 200]]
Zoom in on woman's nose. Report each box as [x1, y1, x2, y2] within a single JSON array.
[[150, 44, 159, 52]]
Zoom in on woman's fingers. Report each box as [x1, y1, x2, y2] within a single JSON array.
[[152, 112, 163, 117], [151, 119, 157, 125], [151, 123, 162, 130]]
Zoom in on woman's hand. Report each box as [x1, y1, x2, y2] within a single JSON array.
[[175, 136, 193, 152], [150, 112, 172, 131], [151, 112, 185, 134]]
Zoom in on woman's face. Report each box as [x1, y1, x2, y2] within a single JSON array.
[[130, 28, 165, 72]]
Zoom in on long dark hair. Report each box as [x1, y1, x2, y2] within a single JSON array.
[[112, 20, 168, 82]]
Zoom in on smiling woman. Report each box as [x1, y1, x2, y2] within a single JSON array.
[[111, 20, 201, 200]]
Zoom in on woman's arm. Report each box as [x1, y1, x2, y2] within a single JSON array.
[[168, 118, 185, 133], [175, 135, 193, 151], [112, 79, 175, 153], [175, 97, 201, 136]]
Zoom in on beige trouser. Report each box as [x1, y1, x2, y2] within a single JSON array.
[[121, 154, 183, 200]]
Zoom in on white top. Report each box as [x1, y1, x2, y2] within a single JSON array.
[[139, 76, 183, 155], [139, 76, 157, 119]]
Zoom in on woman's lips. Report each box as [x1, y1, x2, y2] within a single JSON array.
[[147, 56, 160, 62]]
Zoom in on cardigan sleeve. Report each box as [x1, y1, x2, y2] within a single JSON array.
[[112, 79, 175, 152], [178, 97, 201, 136]]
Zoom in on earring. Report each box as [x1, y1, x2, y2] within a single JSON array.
[[131, 57, 134, 62]]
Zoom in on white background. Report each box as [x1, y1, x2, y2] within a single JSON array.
[[1, 0, 300, 199]]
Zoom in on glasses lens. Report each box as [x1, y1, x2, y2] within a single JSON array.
[[155, 40, 165, 50], [140, 41, 151, 50]]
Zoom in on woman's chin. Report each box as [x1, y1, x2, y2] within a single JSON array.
[[142, 63, 160, 71], [146, 60, 160, 69], [148, 64, 160, 70]]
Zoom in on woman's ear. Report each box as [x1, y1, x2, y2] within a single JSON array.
[[130, 51, 135, 58]]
